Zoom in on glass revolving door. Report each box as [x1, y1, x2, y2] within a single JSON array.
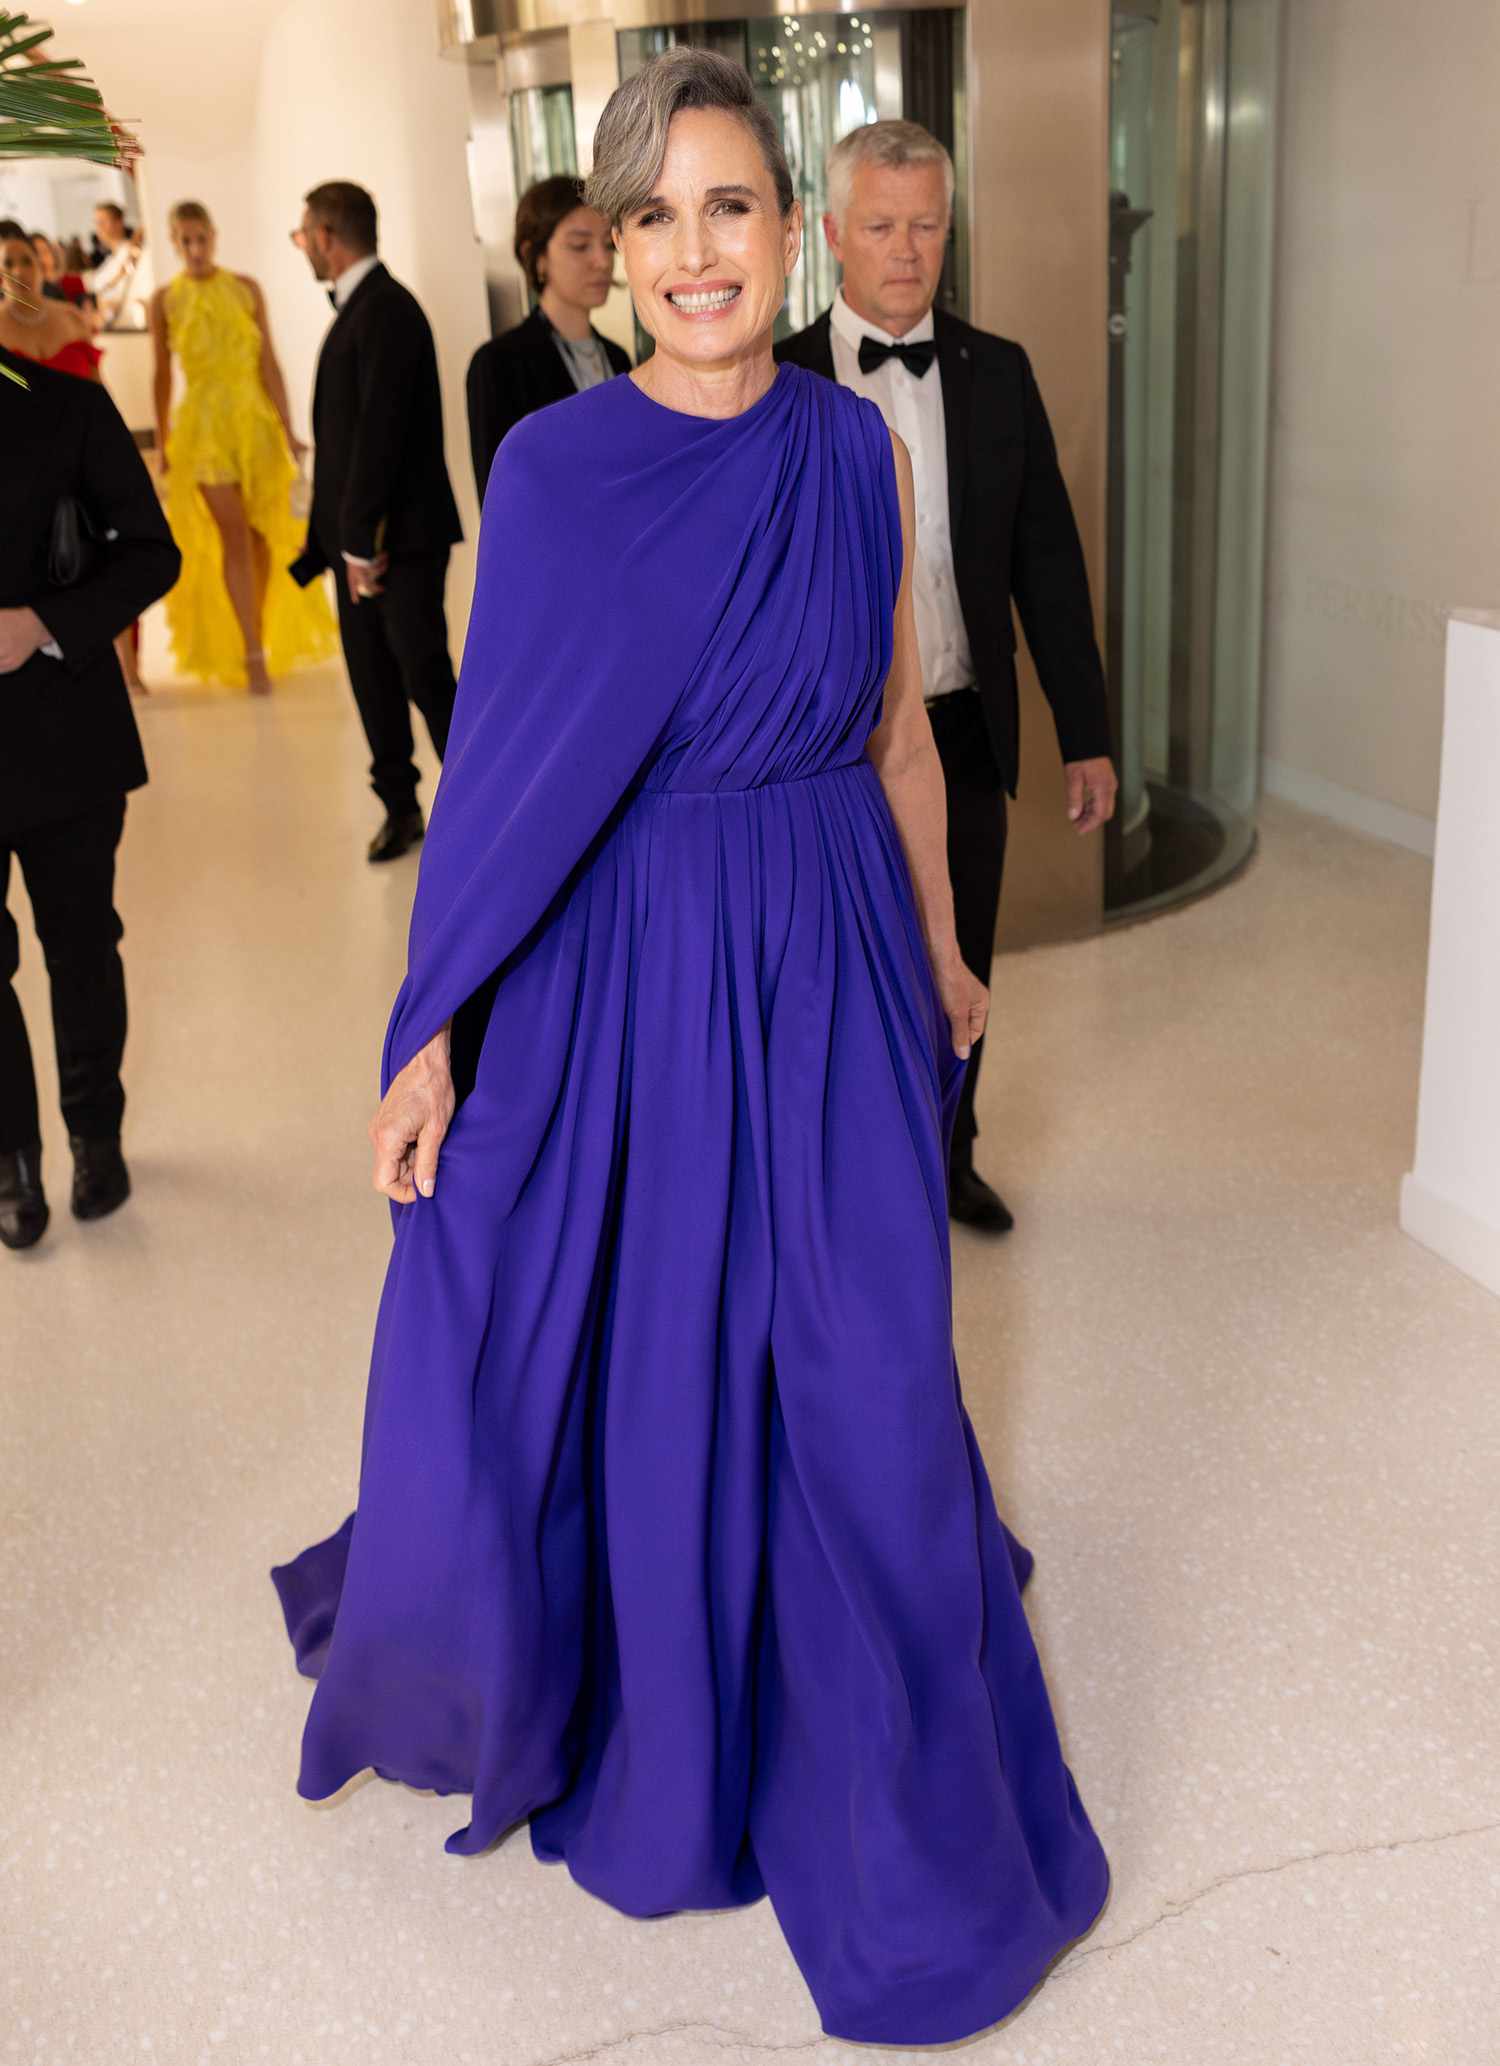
[[509, 81, 579, 190], [1105, 0, 1281, 919]]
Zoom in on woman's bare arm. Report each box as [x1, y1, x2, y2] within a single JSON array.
[[866, 429, 988, 1059], [244, 274, 303, 457], [148, 287, 172, 469]]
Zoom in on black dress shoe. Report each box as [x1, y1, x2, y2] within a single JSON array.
[[0, 1145, 49, 1251], [949, 1163, 1015, 1233], [367, 809, 425, 864], [69, 1134, 130, 1221]]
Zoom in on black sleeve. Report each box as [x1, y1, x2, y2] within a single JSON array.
[[37, 384, 181, 660], [1009, 346, 1113, 767], [341, 295, 431, 559], [466, 344, 527, 507]]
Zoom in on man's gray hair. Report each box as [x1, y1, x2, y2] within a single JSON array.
[[826, 120, 954, 225], [585, 48, 795, 228]]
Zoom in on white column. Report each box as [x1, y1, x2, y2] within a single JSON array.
[[1400, 611, 1500, 1298]]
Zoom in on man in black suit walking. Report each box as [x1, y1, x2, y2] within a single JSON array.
[[290, 182, 463, 863], [776, 122, 1117, 1232], [1, 344, 181, 1249]]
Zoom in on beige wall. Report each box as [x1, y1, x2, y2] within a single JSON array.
[[967, 0, 1109, 946], [1262, 0, 1500, 845]]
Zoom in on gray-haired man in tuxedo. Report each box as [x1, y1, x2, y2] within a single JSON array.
[[777, 121, 1117, 1233]]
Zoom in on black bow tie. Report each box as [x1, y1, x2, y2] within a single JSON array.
[[326, 287, 338, 310], [858, 334, 936, 379]]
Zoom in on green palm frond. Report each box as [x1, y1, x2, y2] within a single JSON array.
[[0, 9, 131, 164]]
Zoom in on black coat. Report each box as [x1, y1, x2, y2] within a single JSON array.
[[292, 261, 462, 582], [466, 306, 632, 502], [774, 308, 1111, 795], [1, 345, 180, 833]]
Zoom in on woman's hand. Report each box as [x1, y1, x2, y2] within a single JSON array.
[[370, 1023, 455, 1203], [932, 949, 988, 1062]]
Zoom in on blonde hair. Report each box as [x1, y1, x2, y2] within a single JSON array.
[[586, 48, 794, 229], [169, 200, 214, 238], [826, 121, 954, 226]]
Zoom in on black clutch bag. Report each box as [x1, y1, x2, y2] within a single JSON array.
[[48, 493, 102, 588]]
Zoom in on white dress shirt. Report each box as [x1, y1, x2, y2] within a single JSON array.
[[827, 288, 973, 702], [332, 253, 380, 310]]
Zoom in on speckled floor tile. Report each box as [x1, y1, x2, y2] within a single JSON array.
[[3, 667, 1496, 2066]]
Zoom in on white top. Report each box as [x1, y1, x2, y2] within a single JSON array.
[[551, 326, 613, 394], [333, 253, 380, 309], [827, 287, 974, 702], [88, 240, 141, 328]]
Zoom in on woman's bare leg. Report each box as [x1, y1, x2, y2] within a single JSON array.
[[201, 483, 271, 695], [249, 528, 271, 675]]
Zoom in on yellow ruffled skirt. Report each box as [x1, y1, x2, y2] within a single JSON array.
[[163, 377, 337, 689]]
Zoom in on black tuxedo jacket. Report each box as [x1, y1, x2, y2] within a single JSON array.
[[1, 345, 179, 833], [466, 306, 632, 502], [775, 307, 1110, 795], [293, 261, 462, 582]]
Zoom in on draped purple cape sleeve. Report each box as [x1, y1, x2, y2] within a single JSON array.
[[382, 381, 786, 1093], [274, 365, 1110, 2049]]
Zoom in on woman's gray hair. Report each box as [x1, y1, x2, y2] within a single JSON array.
[[585, 48, 795, 228], [826, 120, 954, 225]]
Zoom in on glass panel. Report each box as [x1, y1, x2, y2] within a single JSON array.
[[1105, 0, 1279, 919], [509, 83, 578, 197], [747, 14, 880, 333]]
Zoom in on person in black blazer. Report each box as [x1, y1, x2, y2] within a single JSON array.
[[290, 182, 463, 863], [0, 343, 181, 1249], [466, 175, 630, 502], [776, 122, 1117, 1233]]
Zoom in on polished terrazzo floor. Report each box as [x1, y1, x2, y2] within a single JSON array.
[[4, 662, 1496, 2066]]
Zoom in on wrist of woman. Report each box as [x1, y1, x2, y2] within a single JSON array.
[[417, 1021, 453, 1070]]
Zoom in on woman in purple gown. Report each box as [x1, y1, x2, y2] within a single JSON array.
[[273, 49, 1110, 2046]]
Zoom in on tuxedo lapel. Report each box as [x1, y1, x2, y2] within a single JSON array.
[[935, 309, 973, 552]]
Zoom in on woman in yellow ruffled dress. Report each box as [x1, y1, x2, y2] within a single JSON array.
[[149, 201, 336, 694]]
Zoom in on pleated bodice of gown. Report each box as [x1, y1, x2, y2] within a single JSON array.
[[272, 363, 1110, 2047]]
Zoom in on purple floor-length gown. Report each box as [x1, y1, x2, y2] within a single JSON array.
[[272, 361, 1109, 2045]]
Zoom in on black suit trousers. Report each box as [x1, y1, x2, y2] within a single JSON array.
[[334, 551, 457, 816], [927, 688, 1009, 1171], [1, 796, 128, 1152]]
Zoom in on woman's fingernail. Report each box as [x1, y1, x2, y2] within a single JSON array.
[[420, 1178, 435, 1197], [957, 1044, 971, 1060]]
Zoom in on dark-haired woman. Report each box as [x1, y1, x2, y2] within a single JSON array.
[[464, 174, 630, 500]]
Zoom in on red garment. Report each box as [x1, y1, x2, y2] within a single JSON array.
[[14, 335, 104, 382]]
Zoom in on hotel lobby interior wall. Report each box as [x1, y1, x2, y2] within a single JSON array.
[[1261, 0, 1500, 851], [968, 0, 1109, 948], [76, 1, 269, 308]]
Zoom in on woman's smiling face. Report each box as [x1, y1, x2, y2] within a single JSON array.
[[615, 106, 800, 374]]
